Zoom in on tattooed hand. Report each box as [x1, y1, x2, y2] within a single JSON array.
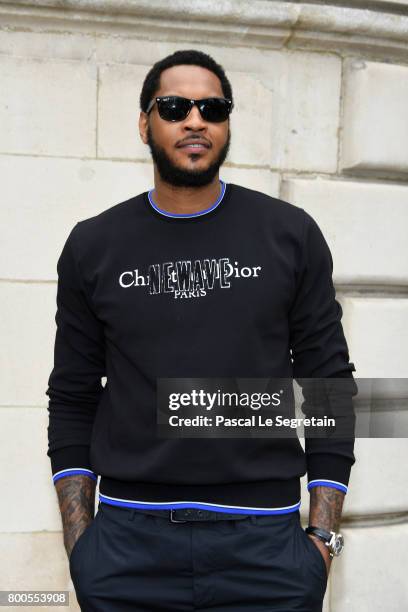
[[308, 485, 346, 576], [54, 475, 96, 559], [307, 533, 333, 577]]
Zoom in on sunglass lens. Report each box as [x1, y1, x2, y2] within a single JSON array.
[[199, 98, 231, 122], [158, 97, 191, 121]]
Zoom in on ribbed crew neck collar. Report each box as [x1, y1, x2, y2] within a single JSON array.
[[146, 180, 228, 221]]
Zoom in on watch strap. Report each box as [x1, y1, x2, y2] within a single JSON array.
[[305, 525, 332, 542]]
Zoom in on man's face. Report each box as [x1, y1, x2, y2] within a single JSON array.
[[139, 64, 231, 187]]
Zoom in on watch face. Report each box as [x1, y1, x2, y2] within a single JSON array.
[[331, 533, 344, 556]]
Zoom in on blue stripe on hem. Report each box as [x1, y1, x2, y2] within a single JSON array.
[[307, 480, 348, 494], [99, 493, 301, 515], [148, 180, 226, 218], [53, 468, 97, 484]]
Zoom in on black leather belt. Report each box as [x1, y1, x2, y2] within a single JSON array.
[[132, 508, 251, 522]]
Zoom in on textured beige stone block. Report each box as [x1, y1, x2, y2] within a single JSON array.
[[0, 406, 66, 532], [268, 51, 341, 173], [0, 406, 102, 535], [281, 176, 408, 286], [331, 522, 408, 611], [0, 56, 97, 157], [221, 167, 279, 196], [228, 71, 273, 166], [0, 284, 57, 407], [341, 59, 408, 176], [0, 531, 81, 611], [339, 296, 408, 378], [345, 439, 408, 517], [98, 63, 150, 160]]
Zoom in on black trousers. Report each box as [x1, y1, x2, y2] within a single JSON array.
[[69, 502, 328, 612]]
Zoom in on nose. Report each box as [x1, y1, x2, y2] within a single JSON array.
[[183, 103, 206, 130]]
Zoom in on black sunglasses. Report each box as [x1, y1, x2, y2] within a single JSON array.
[[146, 96, 233, 123]]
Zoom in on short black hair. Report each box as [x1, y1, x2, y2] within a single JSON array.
[[139, 49, 233, 112]]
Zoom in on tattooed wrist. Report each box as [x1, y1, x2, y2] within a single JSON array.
[[55, 475, 96, 558], [309, 485, 345, 532]]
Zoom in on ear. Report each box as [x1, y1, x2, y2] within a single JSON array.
[[139, 111, 149, 145]]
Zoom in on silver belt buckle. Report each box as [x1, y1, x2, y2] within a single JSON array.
[[170, 509, 188, 523]]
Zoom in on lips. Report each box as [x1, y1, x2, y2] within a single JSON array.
[[176, 139, 210, 150]]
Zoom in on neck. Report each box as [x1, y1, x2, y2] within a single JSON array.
[[151, 169, 221, 215]]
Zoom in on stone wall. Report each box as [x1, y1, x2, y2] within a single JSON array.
[[1, 1, 407, 610]]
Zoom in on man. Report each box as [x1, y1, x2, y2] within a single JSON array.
[[46, 49, 357, 611]]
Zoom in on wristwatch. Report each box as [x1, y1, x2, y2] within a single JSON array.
[[305, 525, 344, 558]]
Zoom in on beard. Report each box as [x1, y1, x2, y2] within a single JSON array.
[[146, 124, 231, 188]]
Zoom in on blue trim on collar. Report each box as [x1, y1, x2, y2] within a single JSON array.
[[147, 180, 226, 218]]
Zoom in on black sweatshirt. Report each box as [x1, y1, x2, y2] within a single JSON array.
[[46, 180, 356, 514]]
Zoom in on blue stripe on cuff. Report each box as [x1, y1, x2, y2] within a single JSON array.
[[307, 479, 348, 494], [53, 468, 97, 484]]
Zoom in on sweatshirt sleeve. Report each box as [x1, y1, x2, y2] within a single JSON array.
[[289, 210, 357, 495], [46, 223, 106, 485]]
